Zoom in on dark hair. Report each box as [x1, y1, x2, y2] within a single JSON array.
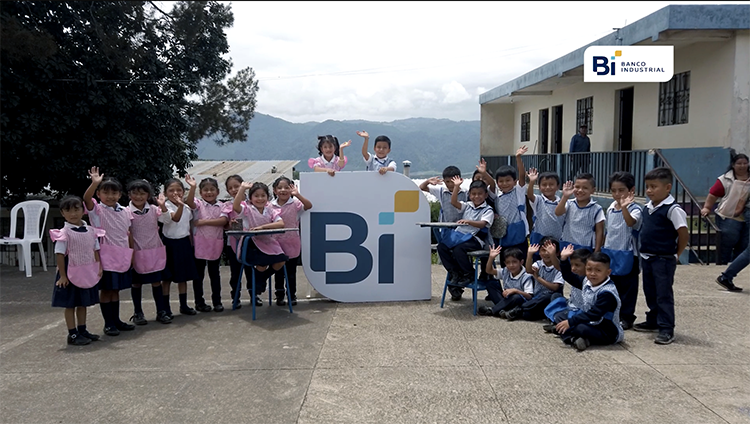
[[272, 176, 294, 191], [538, 172, 560, 186], [199, 177, 219, 192], [570, 248, 592, 263], [503, 247, 525, 263], [248, 182, 270, 199], [374, 135, 391, 148], [225, 174, 243, 188], [98, 176, 122, 193], [538, 236, 560, 257], [588, 251, 611, 266], [609, 171, 635, 190], [60, 195, 84, 211], [728, 149, 749, 173], [580, 124, 588, 128], [468, 180, 488, 193], [163, 178, 184, 193], [317, 135, 340, 157], [472, 168, 494, 181], [574, 172, 595, 188], [126, 179, 157, 206], [495, 165, 517, 181], [644, 167, 673, 184], [442, 166, 461, 180]]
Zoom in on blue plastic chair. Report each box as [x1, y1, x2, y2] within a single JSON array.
[[233, 235, 293, 320], [439, 249, 490, 316]]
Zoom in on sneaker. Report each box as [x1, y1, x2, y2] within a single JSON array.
[[79, 329, 100, 341], [505, 307, 521, 321], [542, 323, 557, 333], [276, 297, 286, 306], [290, 297, 298, 306], [180, 306, 197, 316], [574, 337, 591, 351], [195, 304, 213, 313], [103, 326, 120, 336], [156, 311, 172, 324], [620, 320, 634, 331], [166, 311, 174, 320], [655, 332, 675, 345], [478, 306, 494, 316], [130, 313, 148, 326], [633, 322, 659, 333], [232, 303, 242, 310], [254, 296, 263, 307], [716, 276, 743, 292], [115, 321, 135, 331], [497, 310, 508, 319], [67, 333, 91, 345], [213, 304, 225, 312], [455, 272, 473, 288]]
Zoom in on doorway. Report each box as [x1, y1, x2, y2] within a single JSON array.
[[538, 109, 549, 154], [616, 87, 634, 171], [551, 105, 563, 154]]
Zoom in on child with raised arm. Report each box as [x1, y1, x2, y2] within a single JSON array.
[[505, 237, 564, 321], [555, 252, 624, 351], [436, 177, 494, 288], [601, 171, 643, 330], [526, 168, 564, 246], [633, 167, 689, 345], [492, 146, 530, 262], [554, 173, 605, 252], [357, 130, 396, 174], [222, 175, 250, 306], [542, 245, 590, 333], [191, 177, 229, 313], [478, 246, 534, 317], [50, 196, 104, 345], [308, 135, 351, 176]]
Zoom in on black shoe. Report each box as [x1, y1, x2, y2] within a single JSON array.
[[156, 311, 173, 324], [276, 296, 286, 306], [290, 297, 298, 306], [505, 307, 521, 321], [454, 272, 473, 288], [478, 306, 494, 316], [166, 311, 174, 320], [620, 320, 634, 331], [115, 321, 135, 331], [254, 296, 263, 307], [232, 303, 242, 310], [484, 295, 491, 301], [180, 306, 197, 316], [655, 332, 675, 345], [574, 337, 591, 351], [716, 276, 743, 292], [633, 321, 659, 332], [103, 326, 120, 336], [130, 313, 148, 326], [213, 304, 225, 312], [542, 323, 557, 333], [448, 272, 458, 285], [79, 329, 100, 341], [67, 333, 91, 345], [195, 304, 213, 313], [497, 310, 508, 319]]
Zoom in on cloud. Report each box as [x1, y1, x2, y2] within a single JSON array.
[[441, 81, 472, 104]]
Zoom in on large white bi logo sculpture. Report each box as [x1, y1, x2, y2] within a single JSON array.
[[300, 172, 431, 302]]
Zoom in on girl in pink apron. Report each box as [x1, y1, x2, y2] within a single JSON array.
[[232, 181, 288, 306], [190, 177, 228, 312], [222, 175, 250, 307], [158, 175, 199, 317], [270, 176, 313, 306], [51, 196, 105, 346], [126, 179, 170, 325], [308, 135, 351, 176], [83, 167, 135, 337]]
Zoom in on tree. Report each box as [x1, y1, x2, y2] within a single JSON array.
[[0, 1, 259, 204]]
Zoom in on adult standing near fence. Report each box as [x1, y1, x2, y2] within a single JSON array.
[[569, 124, 591, 180], [700, 151, 750, 277]]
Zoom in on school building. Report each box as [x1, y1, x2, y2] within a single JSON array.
[[478, 4, 749, 265]]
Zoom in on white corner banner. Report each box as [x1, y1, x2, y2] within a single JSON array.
[[584, 45, 674, 82], [299, 171, 431, 302]]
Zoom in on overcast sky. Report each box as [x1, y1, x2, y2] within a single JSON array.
[[179, 1, 735, 123]]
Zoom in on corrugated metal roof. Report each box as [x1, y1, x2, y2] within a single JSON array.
[[181, 160, 299, 201]]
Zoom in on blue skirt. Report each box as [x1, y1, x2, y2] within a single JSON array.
[[241, 238, 288, 267], [162, 236, 198, 282], [51, 270, 100, 308], [133, 270, 163, 285], [99, 269, 132, 291]]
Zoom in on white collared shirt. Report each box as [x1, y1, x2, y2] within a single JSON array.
[[158, 200, 195, 239]]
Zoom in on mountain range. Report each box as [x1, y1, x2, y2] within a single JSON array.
[[195, 113, 480, 178]]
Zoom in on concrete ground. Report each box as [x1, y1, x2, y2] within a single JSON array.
[[0, 263, 748, 424]]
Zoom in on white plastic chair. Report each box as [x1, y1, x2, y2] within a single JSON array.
[[0, 200, 49, 277]]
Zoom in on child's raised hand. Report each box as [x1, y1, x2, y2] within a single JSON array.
[[339, 140, 352, 149], [88, 166, 103, 184], [356, 130, 369, 139], [170, 192, 184, 206], [476, 158, 487, 174], [562, 180, 574, 197], [528, 243, 540, 254], [543, 239, 557, 256], [528, 167, 539, 183], [240, 181, 253, 190], [516, 145, 528, 156], [290, 184, 299, 197], [185, 173, 196, 187], [618, 192, 635, 209], [560, 244, 575, 261], [327, 169, 336, 177], [451, 175, 463, 187], [488, 244, 502, 258], [157, 193, 166, 207], [427, 176, 441, 185]]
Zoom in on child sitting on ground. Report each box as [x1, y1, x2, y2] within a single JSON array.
[[478, 246, 534, 317], [542, 245, 591, 333], [505, 237, 564, 321]]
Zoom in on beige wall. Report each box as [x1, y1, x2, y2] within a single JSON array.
[[480, 103, 514, 156], [480, 33, 743, 156]]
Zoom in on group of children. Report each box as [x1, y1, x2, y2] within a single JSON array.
[[423, 147, 689, 350], [51, 131, 395, 346]]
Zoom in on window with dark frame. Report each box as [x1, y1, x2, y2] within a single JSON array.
[[521, 112, 530, 142], [658, 71, 690, 126], [576, 96, 593, 134]]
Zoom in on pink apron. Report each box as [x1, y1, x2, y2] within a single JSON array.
[[241, 202, 285, 256], [50, 226, 106, 288], [193, 199, 225, 260], [92, 200, 134, 272], [129, 204, 167, 274], [270, 198, 304, 258]]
